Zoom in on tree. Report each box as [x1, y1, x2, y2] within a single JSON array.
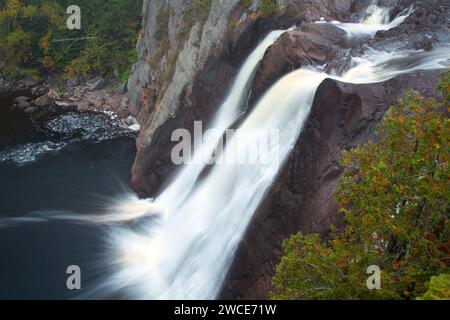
[[0, 0, 142, 79], [417, 274, 450, 300], [271, 72, 450, 300]]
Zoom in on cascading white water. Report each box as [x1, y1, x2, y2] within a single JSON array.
[[98, 1, 449, 298], [156, 29, 289, 211], [3, 3, 448, 300], [102, 44, 448, 299], [319, 4, 413, 37], [64, 29, 289, 225]]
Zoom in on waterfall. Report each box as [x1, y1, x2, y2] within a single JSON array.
[[2, 3, 448, 300], [157, 29, 289, 211], [99, 1, 449, 298], [318, 4, 413, 37], [17, 29, 289, 227], [101, 43, 448, 299]]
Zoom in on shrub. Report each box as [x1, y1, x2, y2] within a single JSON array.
[[271, 71, 450, 300], [417, 274, 450, 300], [260, 0, 277, 15]]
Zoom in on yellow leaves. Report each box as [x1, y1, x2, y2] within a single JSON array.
[[40, 55, 55, 71], [39, 33, 52, 55], [6, 0, 20, 20], [248, 12, 261, 21], [416, 126, 425, 138], [40, 1, 65, 30]]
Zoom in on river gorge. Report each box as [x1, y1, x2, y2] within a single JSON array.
[[0, 0, 449, 300]]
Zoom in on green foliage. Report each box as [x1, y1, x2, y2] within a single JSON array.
[[193, 0, 212, 19], [0, 0, 142, 79], [178, 0, 212, 40], [260, 0, 277, 15], [241, 0, 253, 9], [439, 71, 450, 102], [416, 274, 450, 300], [271, 72, 450, 300]]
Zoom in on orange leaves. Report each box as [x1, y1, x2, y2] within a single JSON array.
[[248, 12, 260, 21], [392, 260, 404, 270]]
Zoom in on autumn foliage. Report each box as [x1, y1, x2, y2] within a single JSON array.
[[0, 0, 141, 80], [271, 72, 450, 300]]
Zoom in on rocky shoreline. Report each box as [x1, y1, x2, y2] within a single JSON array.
[[1, 75, 139, 131], [2, 0, 448, 300]]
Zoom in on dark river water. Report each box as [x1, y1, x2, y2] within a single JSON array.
[[0, 93, 137, 299]]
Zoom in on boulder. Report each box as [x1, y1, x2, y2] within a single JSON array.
[[109, 95, 124, 112], [77, 101, 90, 112], [249, 24, 346, 104], [33, 94, 54, 108], [31, 86, 48, 96], [17, 101, 31, 111], [87, 78, 107, 91], [13, 96, 30, 104], [24, 107, 39, 115], [67, 76, 82, 87]]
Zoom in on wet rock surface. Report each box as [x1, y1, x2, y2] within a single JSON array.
[[220, 70, 442, 299], [1, 74, 134, 123], [370, 0, 450, 51], [2, 0, 447, 299], [0, 91, 138, 165], [125, 0, 449, 298], [128, 0, 369, 196], [219, 0, 449, 300], [249, 23, 347, 105]]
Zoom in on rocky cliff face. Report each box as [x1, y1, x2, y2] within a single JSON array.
[[221, 70, 442, 299], [221, 0, 449, 299], [127, 0, 358, 196], [127, 0, 449, 299]]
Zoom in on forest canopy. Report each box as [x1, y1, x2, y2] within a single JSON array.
[[0, 0, 142, 80]]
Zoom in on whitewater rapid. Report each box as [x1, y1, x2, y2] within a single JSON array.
[[318, 3, 413, 37]]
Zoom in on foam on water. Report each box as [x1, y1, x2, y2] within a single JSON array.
[[317, 4, 413, 38]]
